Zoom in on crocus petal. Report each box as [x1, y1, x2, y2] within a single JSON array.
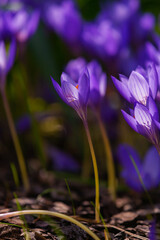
[[78, 68, 90, 107], [87, 60, 100, 91], [61, 81, 82, 115], [112, 76, 132, 102], [143, 147, 160, 187], [61, 72, 76, 86], [119, 74, 129, 84], [7, 39, 16, 72], [134, 103, 158, 143], [145, 42, 159, 64], [147, 97, 159, 121], [65, 57, 86, 82], [147, 63, 158, 99], [135, 65, 146, 78], [153, 119, 160, 130], [17, 10, 40, 42], [61, 80, 79, 104], [128, 71, 149, 105], [0, 41, 7, 75], [51, 76, 68, 104], [121, 109, 138, 132], [89, 89, 100, 106]]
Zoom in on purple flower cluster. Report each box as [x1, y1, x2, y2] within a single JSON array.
[[51, 58, 107, 120], [117, 144, 160, 191], [112, 64, 160, 152], [43, 0, 82, 47], [42, 0, 158, 75], [1, 0, 158, 75]]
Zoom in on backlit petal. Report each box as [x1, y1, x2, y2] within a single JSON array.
[[121, 109, 138, 132], [112, 76, 132, 102], [78, 68, 90, 106], [147, 63, 158, 99], [128, 71, 149, 105]]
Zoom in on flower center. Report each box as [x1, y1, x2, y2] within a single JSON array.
[[76, 84, 79, 89]]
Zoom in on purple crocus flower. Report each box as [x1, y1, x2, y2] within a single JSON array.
[[112, 63, 158, 105], [43, 0, 82, 45], [0, 39, 16, 86], [2, 1, 40, 42], [117, 144, 160, 191], [82, 20, 121, 59], [122, 97, 160, 148], [65, 58, 107, 108], [51, 68, 90, 121]]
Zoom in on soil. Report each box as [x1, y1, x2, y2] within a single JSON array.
[[0, 158, 160, 240]]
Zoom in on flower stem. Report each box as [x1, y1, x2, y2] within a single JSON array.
[[83, 120, 100, 223], [96, 111, 116, 200], [1, 85, 30, 192], [0, 210, 100, 240]]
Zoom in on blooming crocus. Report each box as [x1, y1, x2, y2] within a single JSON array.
[[64, 58, 115, 199], [0, 39, 16, 86], [112, 63, 158, 105], [122, 97, 160, 150], [117, 144, 160, 191], [51, 65, 100, 222], [43, 0, 82, 45], [51, 68, 90, 121], [65, 58, 107, 108], [3, 1, 40, 42]]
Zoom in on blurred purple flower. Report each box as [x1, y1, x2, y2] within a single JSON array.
[[87, 60, 107, 108], [46, 145, 80, 172], [0, 39, 16, 85], [149, 220, 157, 240], [122, 97, 160, 148], [43, 0, 82, 45], [51, 68, 90, 121], [65, 57, 87, 82], [117, 144, 160, 191], [82, 20, 121, 59], [81, 0, 156, 75], [112, 63, 158, 105], [1, 1, 40, 42]]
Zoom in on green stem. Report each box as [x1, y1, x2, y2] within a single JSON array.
[[0, 210, 100, 240], [1, 85, 30, 191], [96, 111, 116, 200], [83, 120, 100, 223]]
